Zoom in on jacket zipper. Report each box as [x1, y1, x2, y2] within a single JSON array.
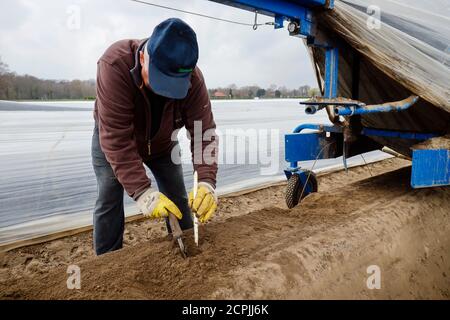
[[139, 85, 169, 156], [139, 86, 152, 155]]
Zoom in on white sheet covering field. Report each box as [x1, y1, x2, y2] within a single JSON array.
[[0, 99, 389, 244]]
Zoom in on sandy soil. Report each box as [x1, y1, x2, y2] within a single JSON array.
[[1, 158, 449, 299]]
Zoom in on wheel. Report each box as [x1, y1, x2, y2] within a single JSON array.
[[285, 170, 318, 209]]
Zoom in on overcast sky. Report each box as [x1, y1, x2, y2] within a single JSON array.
[[0, 0, 317, 89]]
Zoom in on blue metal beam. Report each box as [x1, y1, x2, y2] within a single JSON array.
[[324, 47, 339, 98], [362, 128, 439, 140], [209, 0, 315, 35], [210, 0, 310, 18], [285, 0, 329, 7], [210, 0, 328, 16], [274, 15, 284, 29]]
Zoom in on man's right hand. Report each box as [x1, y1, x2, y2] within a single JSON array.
[[136, 188, 182, 220]]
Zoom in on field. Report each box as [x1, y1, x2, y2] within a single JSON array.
[[1, 158, 449, 299]]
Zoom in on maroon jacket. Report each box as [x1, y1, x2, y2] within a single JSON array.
[[94, 39, 218, 199]]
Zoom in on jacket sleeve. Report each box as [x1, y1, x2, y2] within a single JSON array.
[[183, 69, 219, 188], [96, 60, 151, 199]]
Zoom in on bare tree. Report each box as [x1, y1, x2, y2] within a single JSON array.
[[0, 57, 96, 100], [0, 56, 9, 74]]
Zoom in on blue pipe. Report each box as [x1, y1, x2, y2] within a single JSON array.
[[362, 128, 438, 140], [335, 95, 418, 116], [304, 105, 318, 114], [293, 123, 343, 133]]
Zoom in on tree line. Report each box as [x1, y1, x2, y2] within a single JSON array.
[[0, 57, 320, 101], [208, 83, 320, 99], [0, 57, 96, 100]]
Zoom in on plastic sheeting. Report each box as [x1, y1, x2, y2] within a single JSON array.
[[308, 0, 450, 156], [3, 0, 448, 246], [0, 99, 391, 247], [327, 0, 449, 109]]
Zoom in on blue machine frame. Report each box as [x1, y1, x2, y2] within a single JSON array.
[[209, 0, 450, 195], [209, 0, 334, 36]]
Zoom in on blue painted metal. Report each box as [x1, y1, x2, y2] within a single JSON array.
[[287, 0, 329, 7], [302, 98, 362, 115], [411, 149, 450, 188], [293, 123, 342, 133], [210, 0, 317, 35], [324, 47, 339, 98], [362, 128, 439, 140], [286, 132, 323, 162], [335, 95, 419, 116], [287, 124, 342, 169], [211, 0, 330, 13], [284, 167, 302, 177], [298, 170, 313, 195], [274, 15, 285, 29], [211, 0, 312, 18]]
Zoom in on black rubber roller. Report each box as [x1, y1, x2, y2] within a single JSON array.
[[285, 170, 318, 209]]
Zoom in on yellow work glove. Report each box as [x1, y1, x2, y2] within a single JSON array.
[[189, 182, 218, 223], [136, 188, 182, 220]]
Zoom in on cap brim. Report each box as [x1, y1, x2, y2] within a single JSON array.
[[148, 61, 191, 99]]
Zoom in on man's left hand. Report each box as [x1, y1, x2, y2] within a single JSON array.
[[189, 182, 218, 223]]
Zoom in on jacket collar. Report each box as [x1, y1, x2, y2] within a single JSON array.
[[130, 38, 148, 89]]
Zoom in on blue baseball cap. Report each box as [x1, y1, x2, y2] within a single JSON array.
[[146, 18, 199, 99]]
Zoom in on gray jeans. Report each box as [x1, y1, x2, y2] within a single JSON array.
[[91, 124, 193, 255]]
